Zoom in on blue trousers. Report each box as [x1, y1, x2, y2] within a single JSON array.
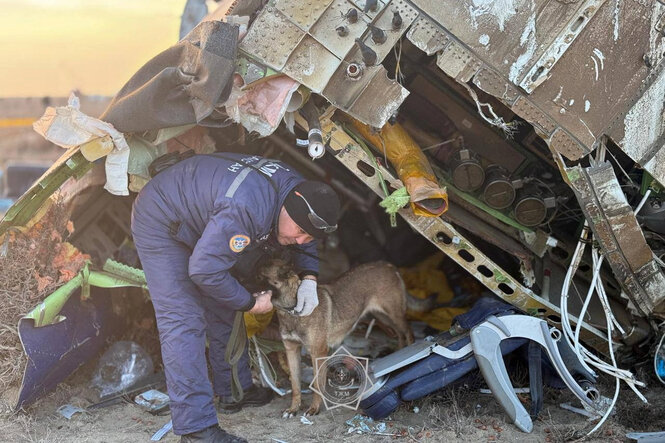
[[131, 213, 252, 435]]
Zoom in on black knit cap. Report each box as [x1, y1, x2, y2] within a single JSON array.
[[283, 181, 340, 239]]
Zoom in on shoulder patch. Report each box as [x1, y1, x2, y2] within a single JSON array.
[[229, 234, 251, 253]]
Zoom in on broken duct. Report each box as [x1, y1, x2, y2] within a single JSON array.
[[350, 119, 448, 217]]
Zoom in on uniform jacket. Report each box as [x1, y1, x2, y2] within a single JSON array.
[[132, 152, 318, 311]]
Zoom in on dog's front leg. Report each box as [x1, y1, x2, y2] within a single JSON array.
[[305, 338, 328, 416], [282, 339, 302, 418]]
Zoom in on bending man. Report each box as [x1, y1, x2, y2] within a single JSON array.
[[131, 152, 340, 442]]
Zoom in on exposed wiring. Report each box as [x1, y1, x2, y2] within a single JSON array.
[[420, 138, 459, 152], [559, 223, 647, 436], [250, 337, 288, 397], [393, 38, 405, 85], [379, 135, 388, 171], [460, 82, 517, 138]]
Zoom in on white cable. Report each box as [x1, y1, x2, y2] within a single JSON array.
[[587, 296, 621, 435], [566, 247, 646, 396], [634, 188, 651, 215], [556, 143, 648, 435], [560, 224, 595, 374], [557, 225, 647, 436], [591, 249, 625, 334], [573, 253, 604, 357]]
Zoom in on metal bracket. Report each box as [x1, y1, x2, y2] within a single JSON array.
[[471, 315, 596, 432]]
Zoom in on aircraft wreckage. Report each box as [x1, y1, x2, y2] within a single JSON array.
[[3, 0, 665, 433]]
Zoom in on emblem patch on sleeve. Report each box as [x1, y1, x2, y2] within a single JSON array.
[[229, 234, 251, 253]]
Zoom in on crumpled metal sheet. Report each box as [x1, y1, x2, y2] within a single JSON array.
[[239, 0, 409, 128], [283, 36, 341, 93], [100, 21, 238, 133], [239, 6, 305, 71], [567, 161, 665, 318], [406, 15, 450, 56]]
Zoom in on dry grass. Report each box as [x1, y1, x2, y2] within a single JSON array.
[[0, 410, 64, 443], [420, 386, 478, 437], [0, 197, 77, 393]]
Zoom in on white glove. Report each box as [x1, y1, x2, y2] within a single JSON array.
[[295, 279, 318, 316]]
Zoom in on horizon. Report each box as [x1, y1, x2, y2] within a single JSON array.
[[0, 0, 187, 98]]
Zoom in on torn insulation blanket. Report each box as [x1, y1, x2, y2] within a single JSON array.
[[99, 20, 238, 133], [351, 120, 448, 217], [401, 254, 466, 331], [32, 94, 130, 196], [225, 74, 300, 136]]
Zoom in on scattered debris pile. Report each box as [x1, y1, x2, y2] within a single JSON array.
[[0, 198, 88, 393]]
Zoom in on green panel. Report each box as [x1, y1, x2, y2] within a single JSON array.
[[0, 149, 92, 235], [24, 260, 148, 327]]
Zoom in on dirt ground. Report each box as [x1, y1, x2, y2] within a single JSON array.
[[0, 357, 663, 443]]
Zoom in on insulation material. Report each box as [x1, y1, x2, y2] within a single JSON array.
[[225, 75, 300, 136], [100, 21, 238, 132], [32, 94, 130, 196], [127, 125, 216, 193], [351, 120, 448, 217], [400, 254, 466, 331]]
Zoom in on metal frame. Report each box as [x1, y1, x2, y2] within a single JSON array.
[[321, 119, 611, 354]]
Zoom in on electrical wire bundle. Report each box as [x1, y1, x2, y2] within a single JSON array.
[[559, 222, 647, 435]]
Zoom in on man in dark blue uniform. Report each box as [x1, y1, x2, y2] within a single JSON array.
[[131, 153, 340, 442]]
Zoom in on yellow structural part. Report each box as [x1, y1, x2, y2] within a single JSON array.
[[350, 119, 448, 217]]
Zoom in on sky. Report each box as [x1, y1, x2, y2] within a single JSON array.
[[0, 0, 188, 97]]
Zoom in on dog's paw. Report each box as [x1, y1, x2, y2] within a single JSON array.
[[304, 405, 320, 416], [282, 408, 298, 419]]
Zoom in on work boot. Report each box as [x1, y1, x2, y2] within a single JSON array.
[[180, 424, 247, 443], [218, 384, 274, 414]]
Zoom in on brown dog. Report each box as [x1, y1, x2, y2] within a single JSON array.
[[259, 259, 414, 417]]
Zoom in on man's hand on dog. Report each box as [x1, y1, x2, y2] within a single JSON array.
[[249, 290, 273, 314], [295, 277, 318, 316]]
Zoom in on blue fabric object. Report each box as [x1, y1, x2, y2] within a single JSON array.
[[453, 297, 516, 330], [361, 298, 523, 419], [131, 153, 318, 435], [362, 390, 401, 420], [400, 337, 526, 401], [528, 341, 543, 416], [16, 289, 120, 409]]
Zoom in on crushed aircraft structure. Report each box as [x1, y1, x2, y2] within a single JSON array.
[[3, 0, 665, 433]]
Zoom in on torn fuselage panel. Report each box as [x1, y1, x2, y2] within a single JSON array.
[[238, 0, 409, 128], [567, 161, 665, 318]]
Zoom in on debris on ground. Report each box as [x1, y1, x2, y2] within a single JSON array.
[[0, 197, 85, 395], [90, 341, 154, 397], [150, 419, 172, 441], [346, 414, 389, 435], [56, 404, 86, 420], [134, 389, 170, 413]]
